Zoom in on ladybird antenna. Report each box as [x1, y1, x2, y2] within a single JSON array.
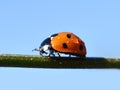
[[32, 48, 40, 52]]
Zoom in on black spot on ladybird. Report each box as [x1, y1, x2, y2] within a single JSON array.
[[63, 43, 68, 48], [79, 45, 83, 51], [67, 34, 71, 38]]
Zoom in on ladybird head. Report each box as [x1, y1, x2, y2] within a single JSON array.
[[39, 33, 59, 56], [39, 37, 51, 55], [33, 33, 58, 56], [39, 33, 58, 50]]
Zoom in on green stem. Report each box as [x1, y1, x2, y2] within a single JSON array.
[[0, 54, 120, 69]]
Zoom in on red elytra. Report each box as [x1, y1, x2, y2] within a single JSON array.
[[51, 32, 86, 57]]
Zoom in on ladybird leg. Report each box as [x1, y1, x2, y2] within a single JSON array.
[[40, 52, 44, 56], [51, 51, 55, 57], [43, 51, 48, 54], [48, 50, 55, 57], [81, 55, 86, 58], [69, 54, 71, 57], [57, 52, 61, 57], [40, 51, 47, 56], [52, 53, 55, 57]]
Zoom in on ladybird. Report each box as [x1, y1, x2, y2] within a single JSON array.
[[33, 32, 87, 57]]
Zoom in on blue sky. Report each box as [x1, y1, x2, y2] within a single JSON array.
[[0, 0, 120, 90]]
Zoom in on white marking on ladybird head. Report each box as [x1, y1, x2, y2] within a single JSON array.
[[42, 45, 51, 51], [50, 37, 53, 40]]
